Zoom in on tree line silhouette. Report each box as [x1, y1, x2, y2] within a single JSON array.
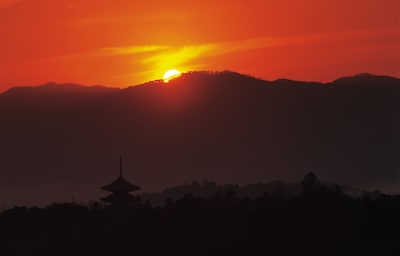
[[1, 173, 400, 256]]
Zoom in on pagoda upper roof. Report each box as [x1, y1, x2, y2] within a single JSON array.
[[101, 176, 141, 192]]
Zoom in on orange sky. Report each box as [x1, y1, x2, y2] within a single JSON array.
[[0, 0, 399, 91]]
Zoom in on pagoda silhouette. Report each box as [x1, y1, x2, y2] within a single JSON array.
[[101, 156, 141, 207]]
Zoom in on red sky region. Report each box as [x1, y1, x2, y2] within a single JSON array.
[[0, 0, 399, 91]]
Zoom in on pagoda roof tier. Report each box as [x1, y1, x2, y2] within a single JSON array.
[[101, 176, 141, 192], [100, 192, 138, 203]]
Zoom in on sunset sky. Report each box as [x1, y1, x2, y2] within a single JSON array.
[[0, 0, 399, 91]]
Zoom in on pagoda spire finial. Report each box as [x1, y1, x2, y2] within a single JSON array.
[[119, 155, 122, 177]]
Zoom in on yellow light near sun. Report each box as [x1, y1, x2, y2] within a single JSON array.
[[163, 69, 181, 82], [142, 46, 194, 82]]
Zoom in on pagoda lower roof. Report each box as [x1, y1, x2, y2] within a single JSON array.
[[101, 176, 141, 192]]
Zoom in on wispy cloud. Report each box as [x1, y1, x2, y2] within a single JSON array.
[[142, 44, 215, 65], [99, 36, 283, 76], [100, 45, 169, 55], [103, 37, 284, 83], [130, 36, 288, 77], [104, 36, 283, 62], [98, 28, 400, 84]]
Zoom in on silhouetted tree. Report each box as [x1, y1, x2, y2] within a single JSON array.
[[301, 172, 320, 195]]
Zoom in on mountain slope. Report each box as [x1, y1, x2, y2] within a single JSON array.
[[0, 71, 399, 206]]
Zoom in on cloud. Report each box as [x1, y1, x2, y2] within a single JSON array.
[[142, 44, 216, 65], [100, 45, 169, 55], [97, 36, 305, 83], [97, 28, 400, 84], [131, 36, 287, 77], [103, 35, 295, 70]]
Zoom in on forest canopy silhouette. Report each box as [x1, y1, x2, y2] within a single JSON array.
[[1, 173, 400, 256]]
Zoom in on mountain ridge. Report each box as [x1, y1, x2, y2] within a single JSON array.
[[2, 71, 399, 96], [0, 71, 399, 206]]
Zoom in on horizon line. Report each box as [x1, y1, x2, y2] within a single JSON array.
[[1, 70, 398, 93]]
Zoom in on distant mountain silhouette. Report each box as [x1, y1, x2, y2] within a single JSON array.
[[140, 179, 369, 206], [0, 71, 399, 206]]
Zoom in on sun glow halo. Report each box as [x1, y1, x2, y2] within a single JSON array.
[[163, 69, 181, 83]]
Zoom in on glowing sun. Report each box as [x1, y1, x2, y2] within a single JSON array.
[[163, 69, 181, 83]]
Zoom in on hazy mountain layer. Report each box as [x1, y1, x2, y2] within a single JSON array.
[[0, 71, 399, 206]]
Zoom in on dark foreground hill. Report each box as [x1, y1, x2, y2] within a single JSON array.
[[1, 177, 400, 256], [0, 71, 399, 206]]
